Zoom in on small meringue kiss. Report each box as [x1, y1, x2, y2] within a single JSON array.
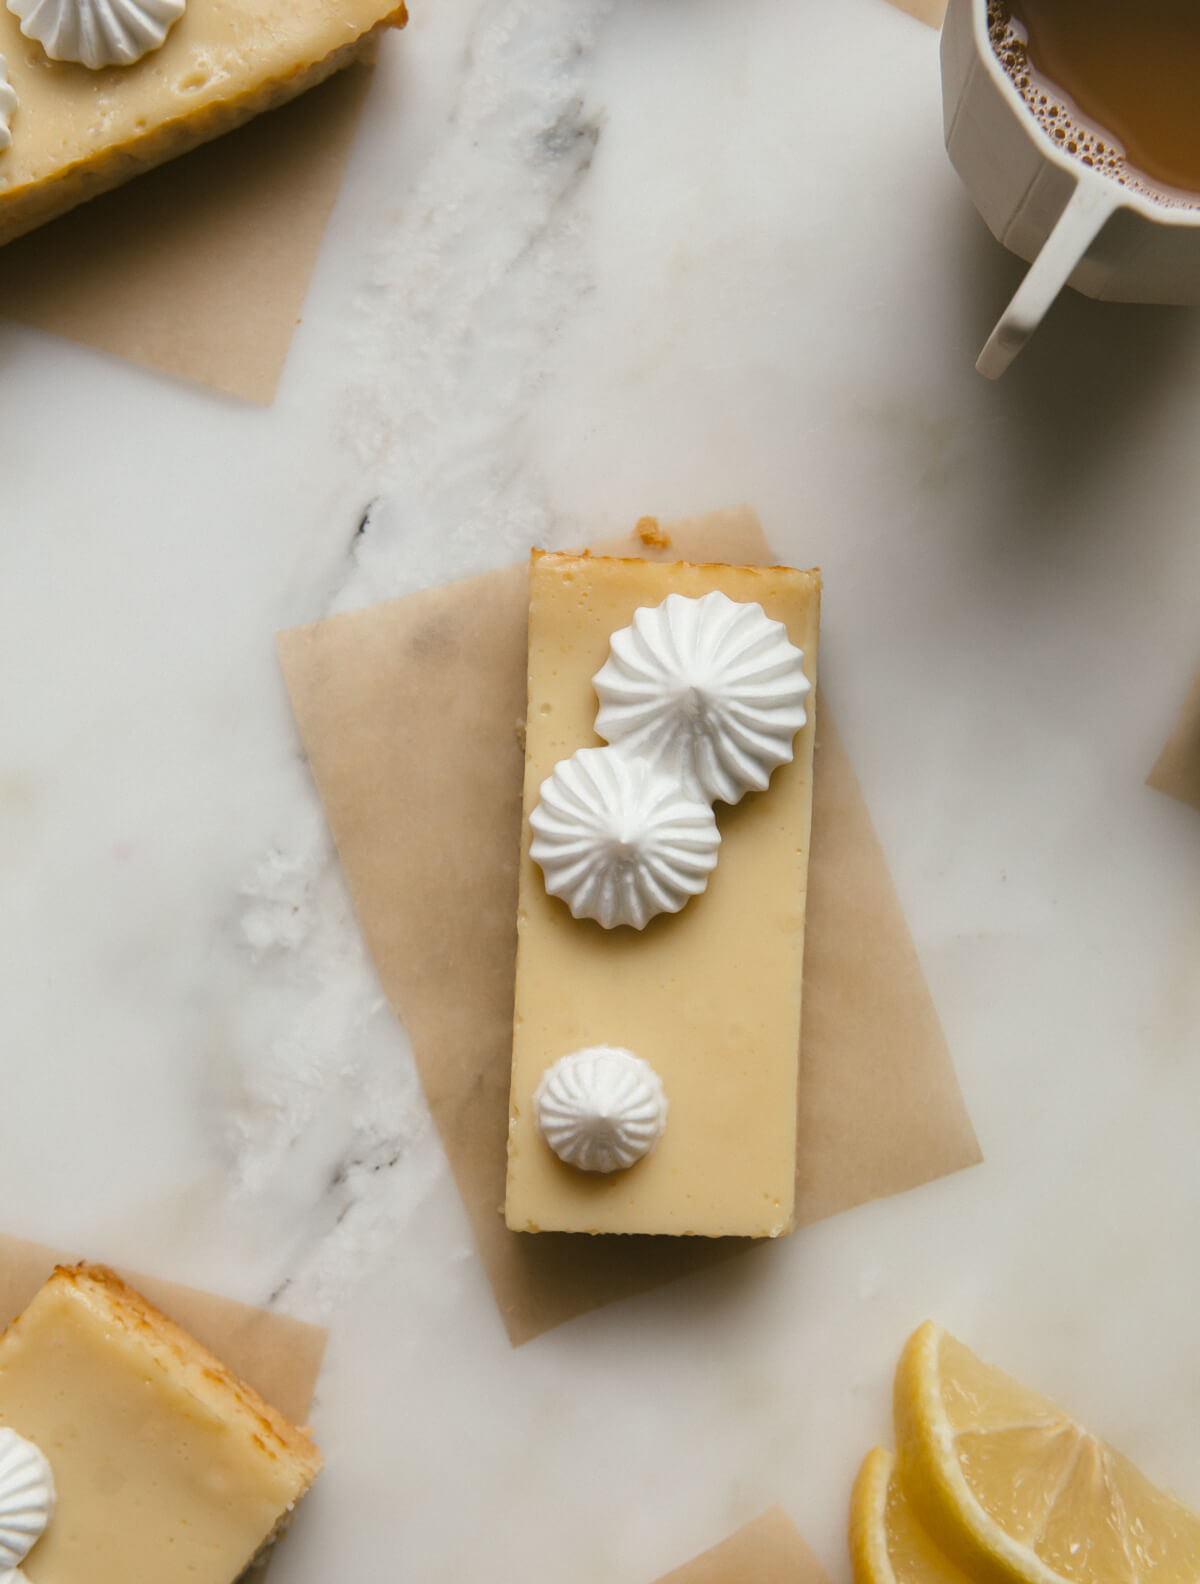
[[534, 1046, 667, 1173]]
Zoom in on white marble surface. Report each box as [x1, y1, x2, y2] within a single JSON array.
[[3, 0, 1200, 1578]]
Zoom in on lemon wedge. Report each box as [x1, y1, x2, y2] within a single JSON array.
[[892, 1320, 1200, 1584], [851, 1446, 977, 1584]]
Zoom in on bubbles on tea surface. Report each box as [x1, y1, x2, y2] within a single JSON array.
[[985, 0, 1198, 208]]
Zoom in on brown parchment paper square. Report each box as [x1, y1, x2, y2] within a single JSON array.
[[0, 1230, 326, 1579], [0, 59, 375, 405], [1148, 665, 1200, 813], [655, 1507, 830, 1584], [277, 507, 981, 1346], [884, 0, 947, 27]]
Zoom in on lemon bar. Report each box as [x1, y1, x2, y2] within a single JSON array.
[[0, 1263, 321, 1582], [0, 0, 406, 247], [506, 550, 821, 1237]]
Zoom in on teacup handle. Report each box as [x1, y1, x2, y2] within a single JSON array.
[[976, 177, 1119, 378]]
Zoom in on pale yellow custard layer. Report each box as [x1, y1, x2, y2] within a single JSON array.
[[0, 0, 406, 245], [506, 551, 821, 1238], [0, 1265, 320, 1583]]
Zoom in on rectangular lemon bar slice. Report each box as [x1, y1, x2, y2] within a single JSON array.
[[0, 1263, 321, 1583], [0, 0, 406, 247], [506, 550, 821, 1237]]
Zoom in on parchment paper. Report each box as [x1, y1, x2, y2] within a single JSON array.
[[1148, 665, 1200, 813], [277, 508, 980, 1344], [654, 1508, 830, 1584], [0, 1230, 326, 1579], [884, 0, 947, 26], [0, 59, 376, 404]]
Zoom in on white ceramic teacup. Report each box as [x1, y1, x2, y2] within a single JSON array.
[[941, 0, 1200, 377]]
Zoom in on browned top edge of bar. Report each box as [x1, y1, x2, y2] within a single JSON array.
[[530, 547, 822, 583]]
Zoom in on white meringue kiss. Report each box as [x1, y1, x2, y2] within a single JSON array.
[[534, 1046, 667, 1173], [530, 745, 720, 930], [8, 0, 186, 69], [0, 1427, 54, 1570], [594, 591, 811, 805], [0, 57, 16, 151]]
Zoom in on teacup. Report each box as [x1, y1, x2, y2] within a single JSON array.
[[940, 0, 1200, 377]]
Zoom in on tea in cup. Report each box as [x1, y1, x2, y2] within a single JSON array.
[[941, 0, 1200, 376]]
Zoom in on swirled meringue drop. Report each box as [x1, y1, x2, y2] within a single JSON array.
[[0, 1427, 54, 1569], [534, 1046, 667, 1172], [530, 745, 720, 929], [7, 0, 186, 69], [0, 57, 16, 151], [594, 591, 812, 805]]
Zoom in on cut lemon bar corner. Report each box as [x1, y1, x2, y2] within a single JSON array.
[[0, 0, 407, 247]]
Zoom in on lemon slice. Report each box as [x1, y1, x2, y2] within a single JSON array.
[[851, 1446, 977, 1584], [893, 1321, 1200, 1584]]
